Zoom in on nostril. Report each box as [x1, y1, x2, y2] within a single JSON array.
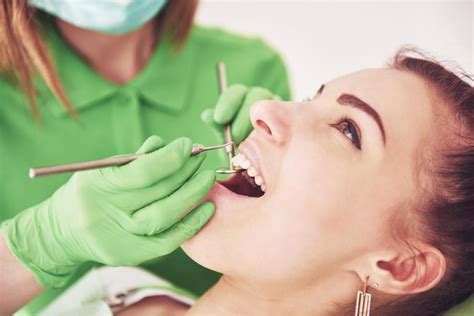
[[256, 119, 272, 136]]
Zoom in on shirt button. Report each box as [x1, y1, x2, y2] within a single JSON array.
[[119, 87, 137, 104]]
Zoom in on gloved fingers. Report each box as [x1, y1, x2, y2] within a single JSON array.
[[135, 135, 165, 154], [213, 84, 248, 125], [127, 170, 216, 236], [201, 108, 224, 132], [231, 87, 273, 144], [100, 137, 193, 189], [116, 153, 207, 212], [147, 201, 216, 256]]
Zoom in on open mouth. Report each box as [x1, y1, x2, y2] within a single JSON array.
[[219, 171, 265, 197], [219, 153, 266, 198]]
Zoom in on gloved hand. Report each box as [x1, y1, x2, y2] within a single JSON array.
[[1, 136, 216, 288], [202, 84, 277, 145]]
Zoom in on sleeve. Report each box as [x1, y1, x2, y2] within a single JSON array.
[[252, 40, 293, 102]]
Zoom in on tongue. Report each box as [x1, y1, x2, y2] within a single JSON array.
[[219, 172, 264, 198]]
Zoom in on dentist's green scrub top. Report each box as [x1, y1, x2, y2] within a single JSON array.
[[0, 21, 291, 314]]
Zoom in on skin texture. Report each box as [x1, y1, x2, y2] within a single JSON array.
[[182, 68, 447, 315], [2, 67, 448, 316], [0, 234, 42, 316], [55, 17, 158, 84], [117, 296, 189, 316]]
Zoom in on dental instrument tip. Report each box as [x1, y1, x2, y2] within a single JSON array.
[[215, 167, 245, 174], [191, 142, 234, 155]]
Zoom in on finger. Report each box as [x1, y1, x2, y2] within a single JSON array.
[[152, 202, 216, 255], [130, 202, 216, 260], [213, 84, 248, 125], [231, 87, 273, 144], [128, 170, 216, 236], [135, 135, 165, 154], [101, 137, 193, 189], [115, 153, 207, 212], [201, 108, 224, 132]]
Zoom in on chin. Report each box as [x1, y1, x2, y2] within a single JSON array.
[[182, 172, 267, 272]]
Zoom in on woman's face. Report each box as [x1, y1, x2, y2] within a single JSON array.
[[183, 68, 435, 287]]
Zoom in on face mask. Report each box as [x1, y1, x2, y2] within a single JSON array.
[[29, 0, 168, 35]]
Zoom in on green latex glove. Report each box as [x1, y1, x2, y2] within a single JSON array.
[[1, 136, 216, 288], [202, 84, 277, 145]]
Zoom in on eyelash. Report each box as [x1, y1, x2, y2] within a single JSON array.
[[330, 117, 362, 150], [303, 96, 362, 150]]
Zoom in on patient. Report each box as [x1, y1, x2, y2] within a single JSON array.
[[43, 48, 474, 315]]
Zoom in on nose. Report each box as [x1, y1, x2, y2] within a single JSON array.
[[250, 100, 292, 145]]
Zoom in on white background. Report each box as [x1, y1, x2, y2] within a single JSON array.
[[196, 0, 473, 99]]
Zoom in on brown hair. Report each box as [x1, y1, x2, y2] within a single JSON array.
[[369, 48, 474, 315], [0, 0, 199, 121]]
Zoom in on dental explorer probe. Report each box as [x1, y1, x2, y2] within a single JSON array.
[[29, 142, 234, 178], [215, 63, 244, 175]]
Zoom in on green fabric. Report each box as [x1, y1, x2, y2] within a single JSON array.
[[0, 18, 292, 314], [446, 295, 474, 316], [1, 136, 216, 288]]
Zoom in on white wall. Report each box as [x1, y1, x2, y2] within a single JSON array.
[[196, 0, 473, 100]]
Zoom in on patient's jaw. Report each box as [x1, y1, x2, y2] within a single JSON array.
[[183, 68, 445, 312]]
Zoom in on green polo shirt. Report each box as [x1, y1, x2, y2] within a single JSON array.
[[0, 18, 291, 314]]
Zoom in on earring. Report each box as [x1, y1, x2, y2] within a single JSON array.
[[355, 276, 372, 316]]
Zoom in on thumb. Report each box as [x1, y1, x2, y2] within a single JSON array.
[[136, 135, 165, 154], [152, 201, 216, 255]]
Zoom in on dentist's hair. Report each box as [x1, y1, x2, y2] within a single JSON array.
[[374, 47, 474, 315], [0, 0, 199, 121]]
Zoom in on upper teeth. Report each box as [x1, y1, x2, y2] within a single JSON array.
[[231, 153, 267, 192]]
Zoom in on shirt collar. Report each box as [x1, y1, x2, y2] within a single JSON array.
[[40, 19, 194, 117]]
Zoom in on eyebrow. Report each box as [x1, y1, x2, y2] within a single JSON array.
[[313, 84, 325, 98], [337, 93, 386, 145]]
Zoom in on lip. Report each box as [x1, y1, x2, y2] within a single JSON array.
[[238, 138, 266, 186]]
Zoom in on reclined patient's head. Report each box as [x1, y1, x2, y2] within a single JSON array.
[[183, 49, 474, 315]]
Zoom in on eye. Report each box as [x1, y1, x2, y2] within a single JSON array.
[[331, 118, 362, 150]]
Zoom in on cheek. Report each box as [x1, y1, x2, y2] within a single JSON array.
[[268, 139, 380, 262], [272, 141, 342, 228], [256, 146, 347, 270]]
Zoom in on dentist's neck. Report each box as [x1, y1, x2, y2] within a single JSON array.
[[187, 272, 362, 316], [54, 18, 159, 84]]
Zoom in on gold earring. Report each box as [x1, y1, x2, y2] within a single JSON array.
[[355, 276, 372, 316]]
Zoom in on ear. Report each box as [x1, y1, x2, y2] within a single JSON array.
[[354, 244, 446, 295]]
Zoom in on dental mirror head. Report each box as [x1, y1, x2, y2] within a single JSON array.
[[215, 168, 245, 174]]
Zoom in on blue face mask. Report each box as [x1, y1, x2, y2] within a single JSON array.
[[29, 0, 168, 35]]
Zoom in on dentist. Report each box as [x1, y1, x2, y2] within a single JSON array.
[[0, 0, 291, 314]]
